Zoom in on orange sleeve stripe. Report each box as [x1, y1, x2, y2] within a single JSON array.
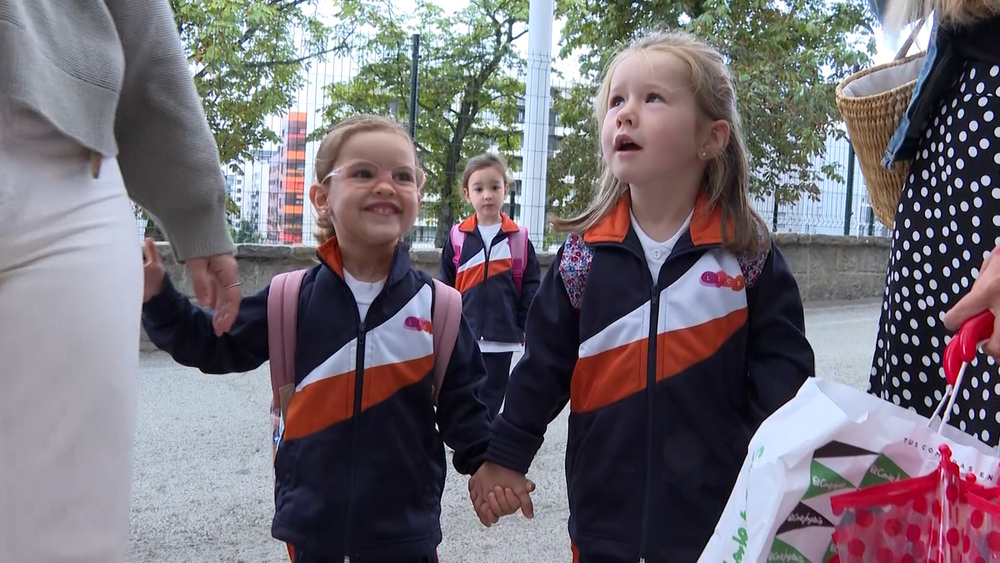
[[361, 355, 434, 412], [283, 372, 355, 440]]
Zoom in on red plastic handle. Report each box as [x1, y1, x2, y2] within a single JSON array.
[[943, 311, 996, 385]]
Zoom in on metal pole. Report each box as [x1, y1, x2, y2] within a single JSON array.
[[844, 145, 856, 236], [772, 196, 779, 232], [408, 34, 420, 139], [867, 205, 875, 236], [520, 0, 554, 249]]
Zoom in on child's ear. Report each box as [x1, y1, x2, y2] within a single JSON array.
[[701, 119, 731, 160], [310, 183, 330, 216]]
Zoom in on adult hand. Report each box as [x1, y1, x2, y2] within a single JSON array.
[[142, 238, 166, 303], [185, 253, 241, 336], [944, 247, 1000, 358]]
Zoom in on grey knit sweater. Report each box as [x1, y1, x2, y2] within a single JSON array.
[[0, 0, 234, 261]]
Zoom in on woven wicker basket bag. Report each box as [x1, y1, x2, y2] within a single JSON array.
[[835, 20, 928, 229]]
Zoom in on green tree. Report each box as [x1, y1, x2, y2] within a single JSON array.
[[138, 0, 340, 240], [548, 0, 876, 213], [320, 0, 528, 246], [231, 212, 265, 243], [171, 0, 336, 167]]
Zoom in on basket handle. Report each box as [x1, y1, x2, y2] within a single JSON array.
[[893, 15, 928, 60]]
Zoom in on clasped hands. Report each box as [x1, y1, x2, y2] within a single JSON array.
[[468, 461, 535, 527]]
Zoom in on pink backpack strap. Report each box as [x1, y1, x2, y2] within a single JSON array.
[[449, 224, 464, 273], [507, 226, 528, 296], [267, 268, 308, 418], [430, 278, 463, 406]]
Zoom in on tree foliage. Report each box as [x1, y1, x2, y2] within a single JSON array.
[[320, 0, 528, 246], [548, 0, 877, 213], [170, 0, 336, 168], [138, 1, 338, 241]]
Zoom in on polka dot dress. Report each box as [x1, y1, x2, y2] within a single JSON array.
[[868, 60, 1000, 445]]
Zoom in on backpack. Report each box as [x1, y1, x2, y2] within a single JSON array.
[[265, 270, 463, 459], [450, 224, 528, 295], [557, 228, 770, 311]]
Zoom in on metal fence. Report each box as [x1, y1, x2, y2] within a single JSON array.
[[136, 32, 892, 250]]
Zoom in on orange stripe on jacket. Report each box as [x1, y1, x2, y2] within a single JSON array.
[[570, 338, 646, 413], [569, 308, 747, 413], [455, 260, 487, 293], [656, 307, 747, 382], [283, 371, 354, 440], [454, 257, 512, 293], [361, 354, 434, 411]]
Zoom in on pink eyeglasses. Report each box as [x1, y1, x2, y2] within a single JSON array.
[[322, 160, 425, 190]]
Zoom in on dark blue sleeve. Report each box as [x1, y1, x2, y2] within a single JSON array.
[[745, 243, 815, 422], [439, 238, 457, 286], [517, 240, 542, 333], [141, 274, 269, 374], [486, 248, 579, 474], [436, 314, 492, 475]]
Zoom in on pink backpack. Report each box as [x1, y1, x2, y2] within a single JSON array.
[[265, 270, 463, 458], [450, 224, 528, 295]]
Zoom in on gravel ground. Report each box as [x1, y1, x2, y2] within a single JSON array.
[[128, 299, 882, 562]]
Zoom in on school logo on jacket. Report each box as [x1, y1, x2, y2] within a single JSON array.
[[404, 316, 433, 333], [700, 270, 745, 291]]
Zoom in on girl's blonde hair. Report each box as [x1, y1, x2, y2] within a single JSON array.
[[460, 153, 510, 194], [311, 114, 417, 244], [884, 0, 999, 31], [551, 30, 769, 258]]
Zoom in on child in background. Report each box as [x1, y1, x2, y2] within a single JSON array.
[[440, 153, 541, 419], [469, 31, 815, 562], [142, 114, 493, 563]]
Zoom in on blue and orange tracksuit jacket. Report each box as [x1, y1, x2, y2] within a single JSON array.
[[142, 238, 493, 560], [439, 213, 541, 345], [485, 195, 815, 562]]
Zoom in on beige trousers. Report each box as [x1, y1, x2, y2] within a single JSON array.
[[0, 104, 142, 562]]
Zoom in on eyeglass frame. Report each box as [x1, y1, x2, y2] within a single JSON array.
[[320, 160, 426, 190]]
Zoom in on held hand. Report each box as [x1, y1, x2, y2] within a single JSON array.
[[468, 462, 535, 527], [142, 238, 166, 303], [185, 252, 241, 336], [944, 247, 1000, 358]]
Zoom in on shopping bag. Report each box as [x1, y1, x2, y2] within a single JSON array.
[[700, 312, 999, 563]]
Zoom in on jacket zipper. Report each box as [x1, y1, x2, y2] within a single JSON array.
[[343, 316, 366, 557], [594, 241, 709, 560], [478, 231, 492, 341], [585, 239, 717, 560], [639, 278, 658, 559]]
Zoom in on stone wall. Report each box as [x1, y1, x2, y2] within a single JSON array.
[[140, 234, 890, 350]]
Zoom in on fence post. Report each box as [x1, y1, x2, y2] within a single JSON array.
[[844, 144, 856, 236], [408, 34, 420, 139], [771, 196, 779, 232]]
